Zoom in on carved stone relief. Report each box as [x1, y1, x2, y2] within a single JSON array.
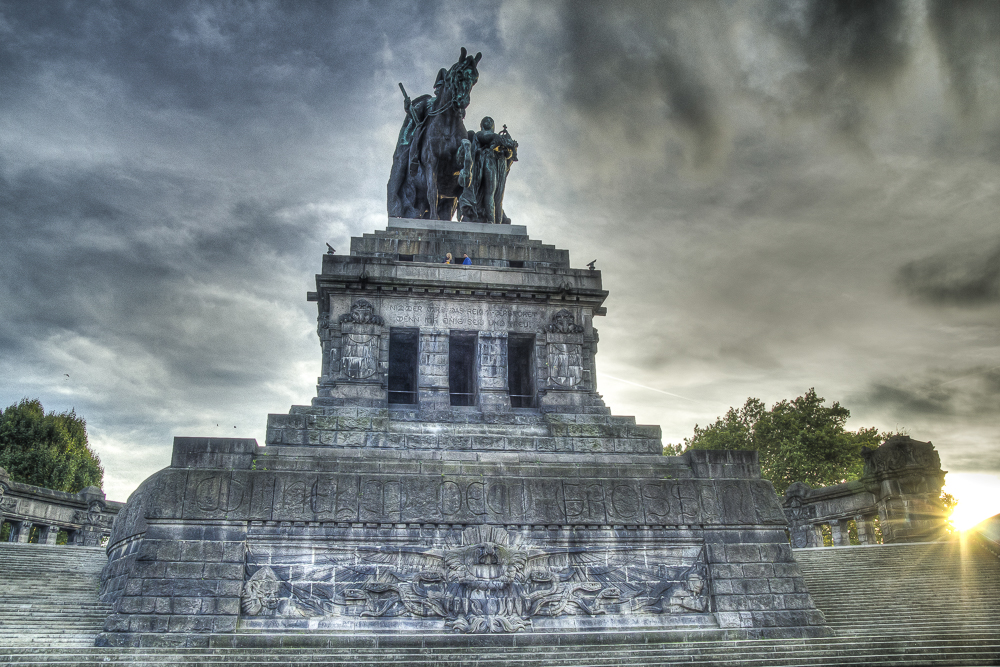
[[340, 332, 379, 379], [545, 308, 583, 334], [245, 527, 709, 633], [241, 566, 280, 616], [546, 343, 583, 388], [338, 298, 385, 326], [316, 313, 333, 339]]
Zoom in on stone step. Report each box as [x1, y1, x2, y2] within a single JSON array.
[[1, 637, 999, 666], [2, 532, 999, 664]]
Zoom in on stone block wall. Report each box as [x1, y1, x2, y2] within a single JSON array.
[[98, 441, 829, 645]]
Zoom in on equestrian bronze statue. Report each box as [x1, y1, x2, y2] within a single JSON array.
[[387, 48, 517, 224]]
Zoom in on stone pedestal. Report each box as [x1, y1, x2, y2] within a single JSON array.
[[98, 220, 830, 647]]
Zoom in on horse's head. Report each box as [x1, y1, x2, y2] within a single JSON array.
[[443, 47, 482, 113]]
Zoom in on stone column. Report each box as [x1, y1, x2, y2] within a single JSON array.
[[807, 523, 824, 548], [477, 331, 509, 412], [828, 520, 842, 546], [855, 513, 875, 545], [418, 330, 450, 410], [16, 521, 31, 543], [44, 525, 60, 545]]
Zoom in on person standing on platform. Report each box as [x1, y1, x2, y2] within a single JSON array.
[[444, 253, 452, 264], [462, 253, 472, 265]]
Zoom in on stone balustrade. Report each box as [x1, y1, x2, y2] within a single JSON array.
[[783, 435, 948, 548], [0, 466, 122, 547]]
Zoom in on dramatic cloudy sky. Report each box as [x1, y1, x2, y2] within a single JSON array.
[[2, 1, 998, 522]]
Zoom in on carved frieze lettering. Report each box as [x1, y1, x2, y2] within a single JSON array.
[[231, 473, 762, 527]]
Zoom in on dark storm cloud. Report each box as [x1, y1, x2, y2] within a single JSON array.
[[554, 0, 915, 168], [897, 243, 1000, 306], [927, 0, 1000, 118], [0, 1, 457, 117], [560, 1, 725, 166], [862, 366, 1000, 421], [763, 0, 911, 139], [865, 382, 955, 417], [771, 0, 911, 87], [0, 158, 319, 391]]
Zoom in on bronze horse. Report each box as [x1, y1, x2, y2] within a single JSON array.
[[387, 48, 481, 220]]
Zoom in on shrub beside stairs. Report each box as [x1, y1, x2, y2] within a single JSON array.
[[0, 539, 998, 666]]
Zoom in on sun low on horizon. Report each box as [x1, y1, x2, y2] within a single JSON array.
[[945, 472, 1000, 532]]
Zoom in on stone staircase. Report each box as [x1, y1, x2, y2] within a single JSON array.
[[795, 539, 1000, 638], [1, 540, 998, 665], [0, 543, 111, 648]]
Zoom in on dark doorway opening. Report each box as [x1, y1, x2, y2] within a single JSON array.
[[388, 328, 419, 404], [508, 334, 535, 408], [449, 331, 478, 406], [397, 254, 414, 262], [508, 260, 524, 268]]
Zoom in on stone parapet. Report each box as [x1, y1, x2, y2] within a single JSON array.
[[783, 435, 948, 547], [0, 466, 121, 547]]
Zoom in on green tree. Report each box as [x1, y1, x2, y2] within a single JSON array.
[[667, 389, 882, 495], [0, 398, 103, 492]]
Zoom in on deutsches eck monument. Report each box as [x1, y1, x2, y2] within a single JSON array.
[[97, 48, 832, 647]]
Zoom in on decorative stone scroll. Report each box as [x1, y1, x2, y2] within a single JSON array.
[[245, 527, 708, 634]]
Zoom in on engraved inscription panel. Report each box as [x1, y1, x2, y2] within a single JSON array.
[[231, 473, 728, 527], [384, 298, 542, 332]]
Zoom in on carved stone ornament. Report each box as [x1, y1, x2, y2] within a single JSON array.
[[316, 313, 333, 338], [241, 566, 281, 616], [87, 501, 103, 525], [0, 488, 14, 513], [861, 435, 940, 477], [340, 333, 379, 380], [338, 299, 385, 326], [545, 308, 584, 334], [547, 343, 583, 388], [248, 528, 709, 634]]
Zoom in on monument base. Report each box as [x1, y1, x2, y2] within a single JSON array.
[[98, 437, 830, 645]]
